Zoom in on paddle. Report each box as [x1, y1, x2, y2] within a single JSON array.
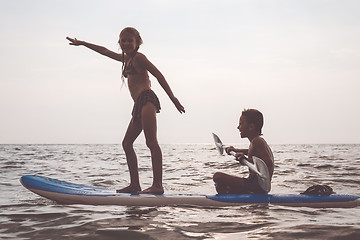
[[212, 133, 271, 193]]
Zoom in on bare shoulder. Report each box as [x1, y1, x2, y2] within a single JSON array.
[[251, 137, 272, 156], [134, 52, 148, 62], [252, 136, 269, 148], [134, 52, 161, 76], [133, 52, 151, 67]]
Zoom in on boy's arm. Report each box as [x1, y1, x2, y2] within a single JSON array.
[[226, 146, 249, 155], [66, 37, 123, 62], [137, 54, 185, 113]]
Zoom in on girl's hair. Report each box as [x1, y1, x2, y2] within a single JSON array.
[[241, 109, 264, 135], [120, 27, 143, 48], [119, 27, 143, 85]]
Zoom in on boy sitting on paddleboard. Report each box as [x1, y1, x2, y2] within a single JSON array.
[[213, 109, 274, 194]]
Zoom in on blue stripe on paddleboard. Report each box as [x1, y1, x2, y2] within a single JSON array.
[[270, 194, 360, 203], [207, 194, 270, 203], [207, 193, 360, 203], [21, 175, 114, 196]]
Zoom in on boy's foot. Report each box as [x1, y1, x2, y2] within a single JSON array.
[[139, 185, 164, 194], [116, 185, 141, 194]]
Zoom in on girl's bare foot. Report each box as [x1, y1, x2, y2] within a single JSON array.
[[116, 185, 141, 193], [139, 185, 164, 194]]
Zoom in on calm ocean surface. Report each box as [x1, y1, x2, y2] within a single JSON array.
[[0, 143, 359, 239]]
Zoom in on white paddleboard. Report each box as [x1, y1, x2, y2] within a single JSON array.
[[21, 175, 360, 208]]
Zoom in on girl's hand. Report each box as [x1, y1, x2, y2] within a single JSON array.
[[171, 97, 185, 114], [66, 37, 83, 46]]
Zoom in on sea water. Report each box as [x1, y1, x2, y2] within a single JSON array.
[[0, 144, 359, 239]]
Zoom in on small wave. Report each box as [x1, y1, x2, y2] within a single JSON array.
[[314, 164, 336, 169], [268, 225, 360, 240]]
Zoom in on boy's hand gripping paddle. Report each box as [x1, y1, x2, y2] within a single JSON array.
[[212, 133, 271, 193]]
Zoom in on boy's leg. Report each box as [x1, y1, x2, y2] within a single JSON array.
[[213, 172, 247, 194], [139, 102, 164, 194], [117, 120, 142, 193]]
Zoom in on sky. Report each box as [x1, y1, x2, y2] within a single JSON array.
[[1, 0, 360, 145]]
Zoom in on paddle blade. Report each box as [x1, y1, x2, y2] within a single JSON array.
[[212, 133, 224, 155], [253, 156, 271, 193]]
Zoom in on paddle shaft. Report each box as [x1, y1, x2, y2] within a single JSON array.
[[228, 151, 265, 178]]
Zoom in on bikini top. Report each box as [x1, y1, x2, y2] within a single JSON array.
[[123, 57, 137, 78]]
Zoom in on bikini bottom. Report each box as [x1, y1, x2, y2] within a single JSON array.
[[131, 90, 161, 123]]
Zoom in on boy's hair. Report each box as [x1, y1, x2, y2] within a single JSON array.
[[242, 109, 264, 135]]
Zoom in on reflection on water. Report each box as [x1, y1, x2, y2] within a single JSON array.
[[0, 144, 359, 239]]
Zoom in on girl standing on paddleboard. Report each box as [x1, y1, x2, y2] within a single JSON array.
[[66, 27, 185, 194]]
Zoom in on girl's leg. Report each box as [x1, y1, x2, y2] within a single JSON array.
[[139, 102, 164, 194], [117, 120, 142, 193]]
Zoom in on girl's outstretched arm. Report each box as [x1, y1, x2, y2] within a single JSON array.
[[66, 37, 123, 62], [137, 53, 185, 114]]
